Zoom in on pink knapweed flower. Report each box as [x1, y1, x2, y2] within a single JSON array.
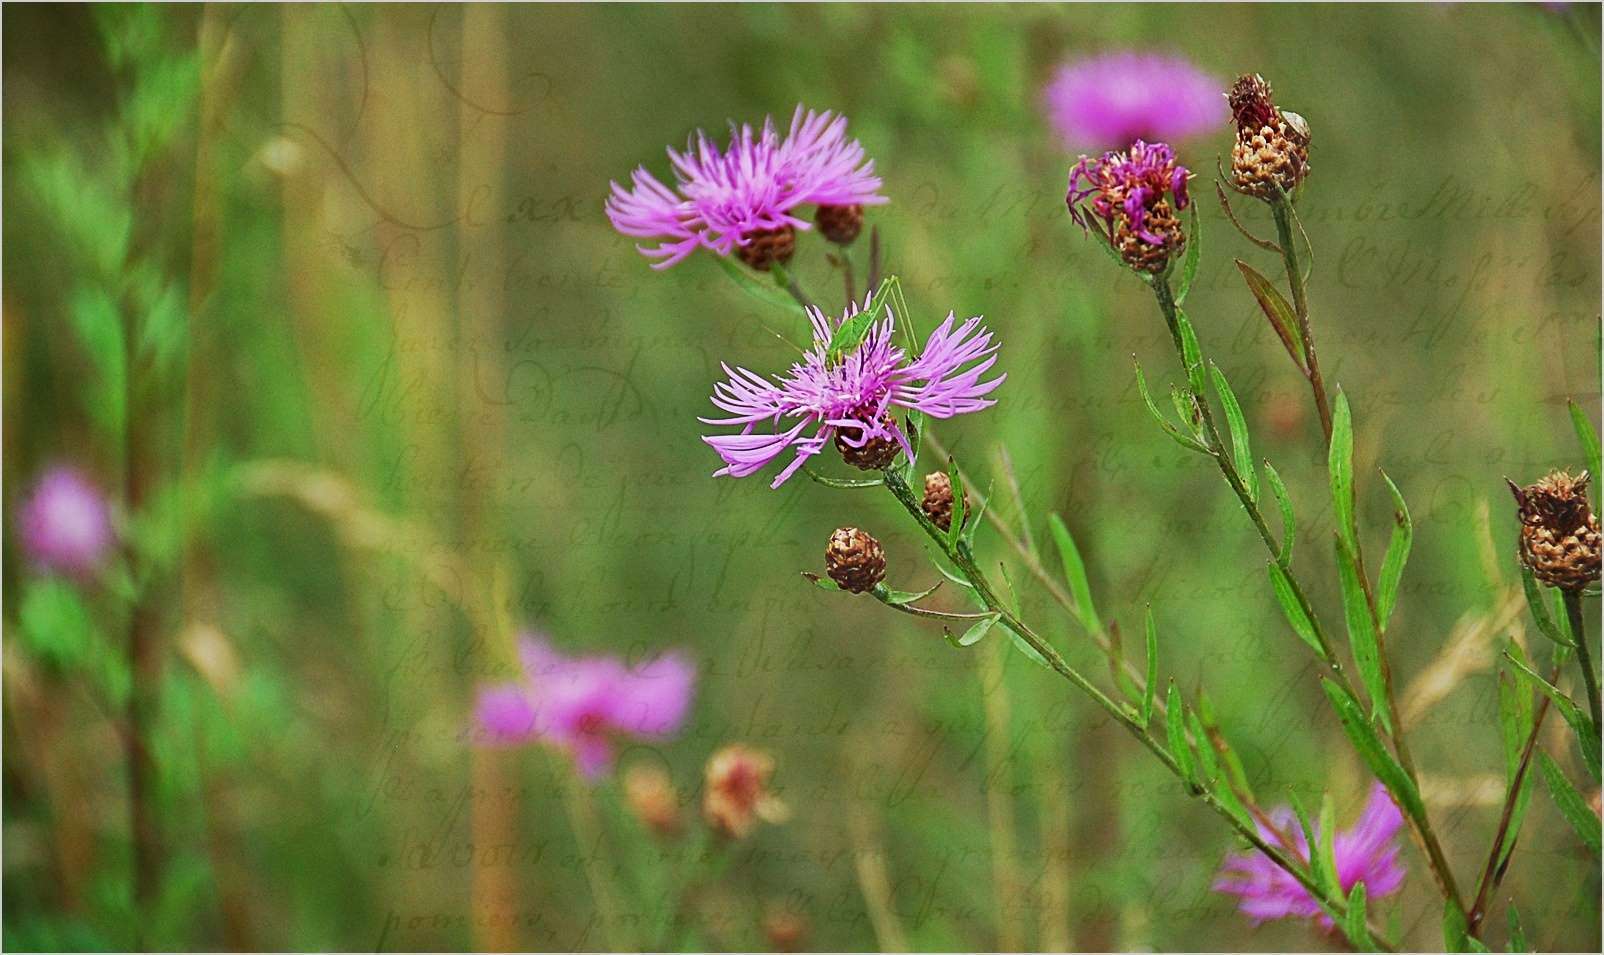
[[701, 296, 1004, 488], [1213, 782, 1407, 927], [1043, 53, 1225, 151], [1066, 139, 1193, 273], [605, 106, 886, 270], [16, 467, 116, 578], [473, 635, 696, 779]]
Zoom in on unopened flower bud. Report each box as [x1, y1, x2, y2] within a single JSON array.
[[815, 203, 864, 245], [703, 744, 787, 839], [921, 471, 970, 532], [735, 225, 796, 271], [825, 527, 886, 593], [623, 764, 682, 838], [1227, 73, 1311, 200], [1509, 470, 1601, 591], [834, 414, 901, 470]]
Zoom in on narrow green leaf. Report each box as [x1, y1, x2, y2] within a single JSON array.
[[956, 613, 1000, 647], [874, 581, 943, 606], [1263, 460, 1296, 562], [1287, 794, 1328, 895], [1197, 690, 1253, 800], [1322, 679, 1425, 825], [1166, 682, 1196, 789], [1336, 537, 1391, 732], [1520, 565, 1573, 646], [1315, 794, 1340, 895], [1175, 308, 1207, 396], [1443, 898, 1472, 953], [1507, 904, 1528, 953], [1175, 202, 1202, 306], [1267, 562, 1323, 657], [1537, 750, 1601, 855], [1047, 514, 1101, 634], [1342, 882, 1374, 951], [1208, 362, 1259, 504], [959, 478, 994, 549], [1329, 390, 1357, 554], [1133, 360, 1209, 453], [715, 255, 802, 312], [1170, 385, 1201, 436], [1187, 708, 1220, 787], [1141, 607, 1158, 728], [1503, 650, 1598, 779], [802, 572, 842, 592], [1570, 399, 1602, 489], [945, 457, 966, 549], [1234, 258, 1306, 369], [999, 618, 1054, 672], [1376, 469, 1413, 630], [1498, 645, 1536, 779]]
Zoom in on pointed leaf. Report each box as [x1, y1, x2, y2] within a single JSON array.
[[1208, 362, 1259, 503], [959, 478, 994, 549], [956, 613, 1000, 647], [1537, 750, 1601, 855], [1322, 678, 1426, 825], [999, 618, 1054, 672], [715, 255, 802, 313], [1443, 898, 1472, 953], [1504, 650, 1599, 780], [945, 457, 966, 549], [1166, 682, 1196, 789], [875, 581, 943, 606], [1268, 562, 1323, 657], [1175, 308, 1207, 397], [1264, 460, 1296, 562], [1342, 882, 1374, 951], [1507, 904, 1528, 953], [1329, 390, 1357, 554], [1134, 360, 1209, 453], [1376, 470, 1413, 630], [1288, 794, 1328, 895], [1337, 536, 1391, 732], [802, 572, 842, 592], [1314, 793, 1340, 896], [1047, 514, 1101, 635], [1141, 607, 1158, 728], [1175, 201, 1202, 306], [1570, 399, 1602, 489], [1235, 259, 1305, 369], [1520, 565, 1573, 646]]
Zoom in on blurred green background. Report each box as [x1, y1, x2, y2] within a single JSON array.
[[3, 3, 1600, 951]]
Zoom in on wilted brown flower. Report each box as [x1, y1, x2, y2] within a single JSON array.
[[703, 744, 788, 839], [825, 527, 886, 593], [1227, 73, 1311, 200], [1509, 469, 1601, 591]]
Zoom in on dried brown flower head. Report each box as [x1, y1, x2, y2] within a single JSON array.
[[1509, 469, 1601, 591]]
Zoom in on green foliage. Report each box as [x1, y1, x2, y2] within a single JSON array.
[[1375, 470, 1412, 630], [1207, 363, 1258, 504], [1234, 259, 1305, 369], [1047, 513, 1100, 634], [1336, 537, 1390, 731], [1538, 750, 1603, 854]]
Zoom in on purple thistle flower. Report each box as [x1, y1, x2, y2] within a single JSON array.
[[16, 467, 116, 578], [1043, 52, 1226, 151], [701, 295, 1005, 488], [605, 106, 886, 269], [1213, 782, 1407, 928], [472, 634, 696, 780], [1066, 140, 1193, 272]]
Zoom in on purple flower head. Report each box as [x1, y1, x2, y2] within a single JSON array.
[[701, 295, 1005, 488], [1066, 140, 1192, 272], [472, 634, 696, 780], [1043, 53, 1226, 151], [605, 106, 886, 269], [16, 467, 116, 578], [1213, 782, 1407, 928]]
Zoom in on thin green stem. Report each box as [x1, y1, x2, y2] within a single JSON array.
[[878, 468, 1396, 950], [1270, 199, 1332, 443], [1565, 590, 1601, 728]]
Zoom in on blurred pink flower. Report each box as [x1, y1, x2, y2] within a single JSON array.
[[472, 635, 695, 779], [1043, 52, 1225, 151], [16, 467, 115, 578], [1213, 782, 1406, 927]]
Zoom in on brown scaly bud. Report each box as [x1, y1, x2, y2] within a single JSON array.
[[834, 414, 901, 470], [1509, 470, 1601, 591], [815, 203, 864, 245], [762, 909, 809, 952], [736, 225, 796, 271], [825, 527, 886, 593], [921, 471, 970, 532], [703, 744, 788, 840], [1115, 197, 1185, 274], [1228, 73, 1311, 200], [623, 764, 682, 838]]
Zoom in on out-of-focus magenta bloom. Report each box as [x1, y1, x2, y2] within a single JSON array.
[[1043, 53, 1225, 151], [701, 295, 1004, 488], [1067, 139, 1191, 244], [1213, 782, 1406, 927], [473, 635, 696, 779], [605, 106, 886, 269], [16, 467, 115, 578]]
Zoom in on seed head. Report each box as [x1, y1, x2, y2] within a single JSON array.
[[825, 527, 886, 593], [1509, 470, 1601, 591], [815, 203, 864, 245], [735, 225, 796, 271], [1227, 73, 1311, 199], [921, 471, 970, 532], [835, 413, 902, 470], [1066, 140, 1192, 274]]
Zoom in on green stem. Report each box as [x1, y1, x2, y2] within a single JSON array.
[[1151, 274, 1465, 916], [1270, 199, 1333, 444], [1565, 590, 1601, 728], [879, 469, 1395, 950]]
